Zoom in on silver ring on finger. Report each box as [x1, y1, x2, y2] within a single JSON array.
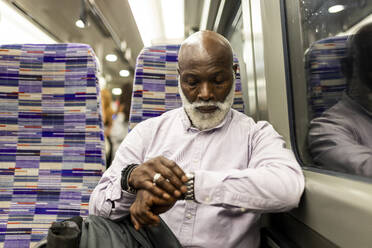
[[153, 173, 162, 185]]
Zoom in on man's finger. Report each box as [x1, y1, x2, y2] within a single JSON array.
[[156, 165, 184, 189], [151, 195, 175, 205], [143, 209, 160, 224], [130, 205, 142, 230], [135, 206, 159, 227], [152, 172, 181, 197], [140, 202, 159, 225], [130, 214, 141, 230], [142, 180, 171, 199], [134, 209, 149, 227], [160, 157, 188, 183]]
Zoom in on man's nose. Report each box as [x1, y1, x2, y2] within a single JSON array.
[[198, 81, 214, 101]]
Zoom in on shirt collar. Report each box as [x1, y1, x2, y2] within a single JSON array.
[[180, 107, 233, 132]]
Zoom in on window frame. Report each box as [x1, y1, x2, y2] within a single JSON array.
[[279, 0, 372, 184], [265, 1, 372, 247]]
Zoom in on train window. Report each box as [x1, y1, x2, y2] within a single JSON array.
[[284, 0, 372, 179], [0, 1, 56, 44]]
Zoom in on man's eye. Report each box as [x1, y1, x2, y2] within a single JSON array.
[[214, 77, 225, 85], [186, 79, 198, 86]]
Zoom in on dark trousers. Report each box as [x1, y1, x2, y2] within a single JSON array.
[[39, 215, 182, 248]]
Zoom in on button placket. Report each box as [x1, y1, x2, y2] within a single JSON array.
[[194, 132, 203, 168], [179, 200, 197, 245], [179, 133, 201, 246]]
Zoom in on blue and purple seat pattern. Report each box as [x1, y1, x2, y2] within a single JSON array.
[[129, 44, 245, 130], [306, 36, 348, 119], [0, 44, 104, 247]]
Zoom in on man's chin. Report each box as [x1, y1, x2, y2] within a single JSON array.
[[187, 108, 227, 130]]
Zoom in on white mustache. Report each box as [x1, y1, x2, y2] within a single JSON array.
[[192, 101, 219, 108]]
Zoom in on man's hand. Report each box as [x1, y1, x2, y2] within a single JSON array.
[[130, 190, 176, 230], [128, 156, 188, 199]]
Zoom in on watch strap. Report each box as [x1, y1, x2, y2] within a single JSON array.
[[184, 172, 195, 201]]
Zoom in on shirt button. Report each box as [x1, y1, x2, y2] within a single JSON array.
[[186, 213, 192, 219], [205, 197, 210, 202], [240, 208, 246, 212]]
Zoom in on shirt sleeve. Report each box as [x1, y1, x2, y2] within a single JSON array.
[[194, 121, 305, 213], [308, 116, 372, 176], [89, 121, 150, 220]]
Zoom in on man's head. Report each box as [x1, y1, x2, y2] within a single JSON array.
[[342, 23, 372, 108], [177, 30, 237, 130]]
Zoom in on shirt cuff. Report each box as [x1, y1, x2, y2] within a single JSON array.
[[110, 177, 136, 201], [99, 178, 136, 218], [194, 170, 227, 204]]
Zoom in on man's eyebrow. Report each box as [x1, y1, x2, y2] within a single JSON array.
[[181, 72, 198, 78], [207, 69, 228, 75]]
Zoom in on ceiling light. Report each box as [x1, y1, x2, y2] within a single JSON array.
[[112, 88, 122, 96], [328, 5, 345, 13], [119, 70, 130, 77], [76, 0, 88, 29], [120, 40, 127, 52], [75, 19, 85, 28], [125, 48, 131, 61], [105, 54, 117, 62]]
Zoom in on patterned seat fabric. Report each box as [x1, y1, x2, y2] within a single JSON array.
[[129, 44, 245, 131], [0, 44, 105, 247], [306, 36, 349, 120]]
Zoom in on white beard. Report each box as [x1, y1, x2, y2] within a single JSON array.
[[179, 80, 235, 131]]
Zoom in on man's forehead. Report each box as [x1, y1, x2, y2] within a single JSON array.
[[179, 32, 233, 62], [178, 58, 231, 72], [178, 45, 232, 70]]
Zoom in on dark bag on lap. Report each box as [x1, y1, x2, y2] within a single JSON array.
[[34, 215, 182, 248]]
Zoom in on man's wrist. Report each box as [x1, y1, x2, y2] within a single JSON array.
[[184, 172, 195, 201], [121, 164, 139, 194]]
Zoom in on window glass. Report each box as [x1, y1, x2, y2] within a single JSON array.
[[285, 0, 372, 179], [0, 1, 56, 44]]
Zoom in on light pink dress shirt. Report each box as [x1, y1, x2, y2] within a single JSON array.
[[89, 108, 304, 248]]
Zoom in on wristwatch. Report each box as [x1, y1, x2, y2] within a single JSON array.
[[121, 164, 139, 194], [184, 172, 195, 201]]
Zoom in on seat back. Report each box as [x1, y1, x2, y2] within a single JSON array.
[[129, 44, 245, 131], [0, 44, 104, 247], [305, 35, 349, 119]]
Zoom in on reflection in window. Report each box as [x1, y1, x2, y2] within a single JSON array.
[[308, 25, 372, 177], [285, 0, 372, 178]]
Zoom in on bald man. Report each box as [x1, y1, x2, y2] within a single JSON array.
[[90, 31, 304, 248]]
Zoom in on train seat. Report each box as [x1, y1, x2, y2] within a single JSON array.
[[0, 44, 105, 247], [129, 44, 245, 131], [305, 35, 349, 120]]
